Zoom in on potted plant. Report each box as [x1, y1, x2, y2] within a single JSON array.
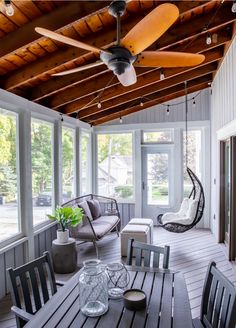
[[48, 206, 83, 243]]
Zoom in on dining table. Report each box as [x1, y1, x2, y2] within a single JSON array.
[[25, 266, 193, 328]]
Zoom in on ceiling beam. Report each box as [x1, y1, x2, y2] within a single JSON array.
[[84, 72, 214, 123], [0, 1, 110, 59], [91, 79, 212, 126], [30, 27, 232, 103], [64, 49, 221, 115], [3, 1, 234, 91]]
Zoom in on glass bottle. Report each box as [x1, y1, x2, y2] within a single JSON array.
[[79, 259, 108, 317]]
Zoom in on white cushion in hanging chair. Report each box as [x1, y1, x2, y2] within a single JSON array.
[[161, 198, 198, 225]]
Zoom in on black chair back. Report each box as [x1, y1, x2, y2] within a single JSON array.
[[200, 261, 236, 328], [126, 238, 170, 269], [7, 251, 57, 328]]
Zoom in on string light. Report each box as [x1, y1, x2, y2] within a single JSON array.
[[119, 117, 123, 124], [232, 0, 236, 13], [206, 33, 212, 45], [166, 105, 170, 116], [2, 0, 14, 16], [160, 70, 165, 80], [97, 101, 102, 109], [140, 99, 144, 107], [193, 98, 196, 107], [60, 113, 64, 122]]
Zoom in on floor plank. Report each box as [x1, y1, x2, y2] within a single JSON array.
[[1, 228, 236, 328]]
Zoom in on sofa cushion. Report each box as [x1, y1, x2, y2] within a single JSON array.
[[95, 215, 120, 228], [87, 199, 102, 220], [78, 201, 93, 221], [77, 221, 112, 240]]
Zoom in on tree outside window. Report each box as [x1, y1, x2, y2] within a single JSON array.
[[97, 133, 133, 200]]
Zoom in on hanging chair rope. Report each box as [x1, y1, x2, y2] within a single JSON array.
[[157, 80, 205, 233]]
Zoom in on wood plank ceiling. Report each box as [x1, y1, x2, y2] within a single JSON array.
[[0, 0, 235, 125]]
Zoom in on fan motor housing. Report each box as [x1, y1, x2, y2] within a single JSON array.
[[101, 46, 136, 75]]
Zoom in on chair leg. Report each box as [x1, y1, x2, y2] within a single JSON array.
[[116, 225, 119, 237], [92, 240, 99, 259]]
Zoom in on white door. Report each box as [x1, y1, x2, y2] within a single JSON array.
[[142, 146, 173, 220]]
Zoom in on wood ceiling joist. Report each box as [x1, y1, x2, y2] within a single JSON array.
[[49, 40, 224, 110], [80, 66, 217, 122], [91, 78, 212, 126], [0, 1, 109, 59], [3, 1, 234, 92], [63, 48, 221, 115]]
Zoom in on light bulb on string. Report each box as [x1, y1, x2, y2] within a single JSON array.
[[97, 101, 102, 109], [160, 70, 165, 80], [119, 117, 123, 124], [4, 0, 14, 16], [140, 99, 144, 107], [206, 33, 212, 45], [166, 105, 170, 116], [193, 98, 196, 108]]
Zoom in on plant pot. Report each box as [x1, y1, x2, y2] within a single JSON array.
[[57, 229, 69, 243]]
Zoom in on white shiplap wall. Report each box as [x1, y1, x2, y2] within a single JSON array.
[[104, 88, 210, 125], [211, 37, 236, 239]]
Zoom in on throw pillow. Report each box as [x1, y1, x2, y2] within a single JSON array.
[[87, 199, 102, 220], [78, 201, 93, 221], [186, 199, 198, 219]]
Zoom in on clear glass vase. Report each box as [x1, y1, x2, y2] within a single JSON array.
[[79, 259, 108, 317], [106, 262, 129, 299]]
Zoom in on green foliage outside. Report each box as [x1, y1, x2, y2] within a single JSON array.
[[114, 185, 133, 198], [0, 112, 17, 201], [62, 127, 74, 195], [47, 206, 84, 231], [97, 133, 132, 163]]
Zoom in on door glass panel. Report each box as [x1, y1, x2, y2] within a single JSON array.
[[147, 153, 169, 205]]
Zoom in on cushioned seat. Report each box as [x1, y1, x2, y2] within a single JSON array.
[[95, 215, 120, 228], [120, 224, 150, 257]]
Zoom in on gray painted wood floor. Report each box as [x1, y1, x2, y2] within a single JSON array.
[[1, 228, 236, 328]]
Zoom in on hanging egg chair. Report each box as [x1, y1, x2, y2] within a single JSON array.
[[157, 82, 205, 233]]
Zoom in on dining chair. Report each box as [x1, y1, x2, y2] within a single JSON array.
[[126, 238, 170, 269], [7, 251, 64, 328], [193, 261, 236, 328]]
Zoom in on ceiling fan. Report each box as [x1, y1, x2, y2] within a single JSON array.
[[35, 0, 205, 87]]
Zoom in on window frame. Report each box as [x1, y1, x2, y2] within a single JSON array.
[[142, 129, 174, 144]]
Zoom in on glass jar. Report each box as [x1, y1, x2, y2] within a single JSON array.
[[79, 259, 108, 317], [106, 262, 129, 299]]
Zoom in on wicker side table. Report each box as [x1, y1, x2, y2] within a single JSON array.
[[51, 238, 77, 274]]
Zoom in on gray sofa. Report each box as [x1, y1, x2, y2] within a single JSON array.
[[62, 194, 120, 256]]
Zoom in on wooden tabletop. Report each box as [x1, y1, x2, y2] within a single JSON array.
[[25, 266, 192, 328]]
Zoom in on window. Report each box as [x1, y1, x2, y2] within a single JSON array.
[[80, 131, 91, 195], [0, 109, 19, 242], [97, 133, 133, 200], [143, 131, 172, 143], [62, 126, 75, 202], [183, 130, 202, 197], [31, 119, 53, 226], [147, 153, 169, 206]]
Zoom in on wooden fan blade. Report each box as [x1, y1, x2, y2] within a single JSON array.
[[121, 3, 179, 56], [135, 51, 205, 67], [52, 61, 104, 76], [35, 27, 110, 54], [116, 65, 137, 86]]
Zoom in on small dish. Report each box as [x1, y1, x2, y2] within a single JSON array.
[[123, 289, 146, 311]]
